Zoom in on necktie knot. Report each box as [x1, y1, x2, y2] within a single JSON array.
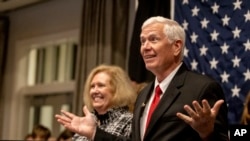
[[155, 85, 162, 97]]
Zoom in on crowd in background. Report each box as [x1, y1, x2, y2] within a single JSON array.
[[24, 124, 74, 141]]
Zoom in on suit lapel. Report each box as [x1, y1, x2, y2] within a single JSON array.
[[143, 64, 188, 139], [133, 82, 154, 141], [143, 86, 181, 137]]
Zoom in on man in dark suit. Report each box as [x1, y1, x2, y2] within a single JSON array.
[[56, 16, 229, 141]]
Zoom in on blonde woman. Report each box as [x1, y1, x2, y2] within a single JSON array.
[[56, 64, 136, 141]]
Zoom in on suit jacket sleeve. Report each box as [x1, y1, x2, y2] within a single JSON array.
[[94, 127, 131, 141]]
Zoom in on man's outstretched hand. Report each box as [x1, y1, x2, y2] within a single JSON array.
[[176, 99, 224, 140], [55, 106, 97, 140]]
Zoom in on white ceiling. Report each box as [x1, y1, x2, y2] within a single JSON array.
[[0, 0, 45, 12]]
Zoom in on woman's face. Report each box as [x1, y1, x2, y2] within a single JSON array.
[[90, 72, 114, 114]]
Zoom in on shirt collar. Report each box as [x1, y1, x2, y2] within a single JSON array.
[[154, 63, 182, 93]]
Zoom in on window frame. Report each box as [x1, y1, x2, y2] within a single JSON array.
[[14, 29, 79, 138]]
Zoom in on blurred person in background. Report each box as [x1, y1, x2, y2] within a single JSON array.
[[57, 129, 74, 141], [240, 91, 250, 125], [24, 133, 33, 141], [31, 124, 51, 141]]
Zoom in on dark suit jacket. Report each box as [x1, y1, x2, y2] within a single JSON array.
[[94, 63, 229, 141]]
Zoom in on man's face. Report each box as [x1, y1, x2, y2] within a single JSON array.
[[140, 23, 176, 74]]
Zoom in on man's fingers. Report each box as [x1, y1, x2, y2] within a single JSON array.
[[212, 99, 224, 115], [201, 100, 211, 115], [56, 114, 72, 123], [83, 105, 91, 116], [61, 110, 76, 119], [55, 115, 69, 126], [184, 105, 199, 120], [192, 101, 203, 115], [176, 112, 192, 124]]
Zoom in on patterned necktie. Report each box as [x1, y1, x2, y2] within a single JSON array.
[[146, 85, 162, 128]]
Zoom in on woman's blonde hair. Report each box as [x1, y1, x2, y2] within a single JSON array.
[[241, 91, 250, 125], [83, 64, 137, 112]]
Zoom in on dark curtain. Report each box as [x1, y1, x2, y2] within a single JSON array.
[[74, 0, 130, 115], [0, 16, 9, 139], [128, 0, 171, 83]]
